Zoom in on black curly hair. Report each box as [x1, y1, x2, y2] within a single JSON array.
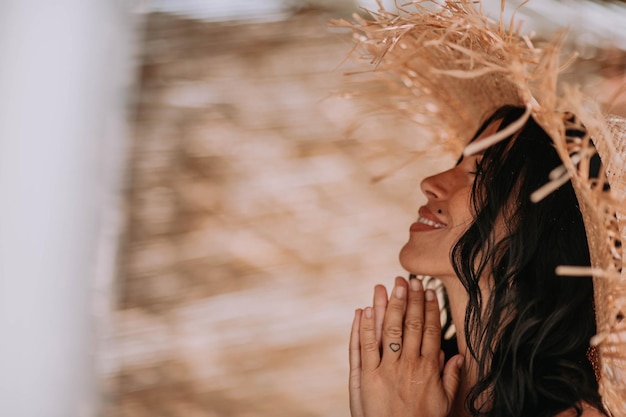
[[451, 106, 605, 417]]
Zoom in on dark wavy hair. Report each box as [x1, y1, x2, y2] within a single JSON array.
[[452, 106, 605, 416]]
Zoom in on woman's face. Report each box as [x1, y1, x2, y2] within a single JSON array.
[[398, 153, 479, 279], [399, 122, 501, 279]]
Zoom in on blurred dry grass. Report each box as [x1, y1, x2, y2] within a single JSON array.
[[104, 7, 626, 417], [104, 9, 450, 417]]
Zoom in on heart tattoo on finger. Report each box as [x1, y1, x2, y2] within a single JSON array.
[[389, 343, 401, 352]]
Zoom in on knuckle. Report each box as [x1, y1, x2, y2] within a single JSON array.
[[384, 325, 403, 339], [407, 293, 423, 304], [423, 323, 441, 338], [425, 301, 440, 313], [361, 321, 375, 332], [362, 340, 379, 352], [403, 318, 424, 333], [388, 300, 405, 311]]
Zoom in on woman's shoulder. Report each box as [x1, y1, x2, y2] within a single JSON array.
[[554, 403, 606, 417]]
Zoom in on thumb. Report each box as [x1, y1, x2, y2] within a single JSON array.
[[442, 354, 464, 402]]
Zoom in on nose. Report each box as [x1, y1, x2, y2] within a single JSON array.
[[420, 170, 449, 200]]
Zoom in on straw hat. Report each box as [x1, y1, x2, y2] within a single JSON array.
[[333, 1, 626, 415]]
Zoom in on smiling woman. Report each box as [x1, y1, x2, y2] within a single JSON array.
[[351, 105, 606, 417]]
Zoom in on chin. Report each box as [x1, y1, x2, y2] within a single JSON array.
[[399, 242, 433, 275], [398, 242, 417, 272], [398, 241, 456, 279]]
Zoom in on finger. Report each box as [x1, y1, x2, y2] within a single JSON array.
[[420, 289, 442, 358], [359, 306, 381, 371], [349, 309, 362, 378], [373, 285, 388, 347], [381, 277, 408, 364], [400, 277, 424, 359], [349, 309, 365, 417], [442, 354, 464, 404]]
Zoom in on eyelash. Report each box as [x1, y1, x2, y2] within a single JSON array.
[[469, 160, 482, 176]]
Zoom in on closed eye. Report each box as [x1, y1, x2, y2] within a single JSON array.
[[468, 159, 483, 176]]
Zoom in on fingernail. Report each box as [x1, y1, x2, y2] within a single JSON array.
[[395, 285, 405, 299], [457, 356, 464, 368], [425, 289, 435, 301], [364, 307, 372, 319], [410, 278, 421, 292]]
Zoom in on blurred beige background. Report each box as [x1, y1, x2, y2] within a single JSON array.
[[105, 7, 448, 417]]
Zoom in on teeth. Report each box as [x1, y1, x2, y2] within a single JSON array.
[[417, 216, 445, 228]]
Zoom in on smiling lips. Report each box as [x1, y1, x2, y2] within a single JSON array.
[[409, 208, 447, 232]]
